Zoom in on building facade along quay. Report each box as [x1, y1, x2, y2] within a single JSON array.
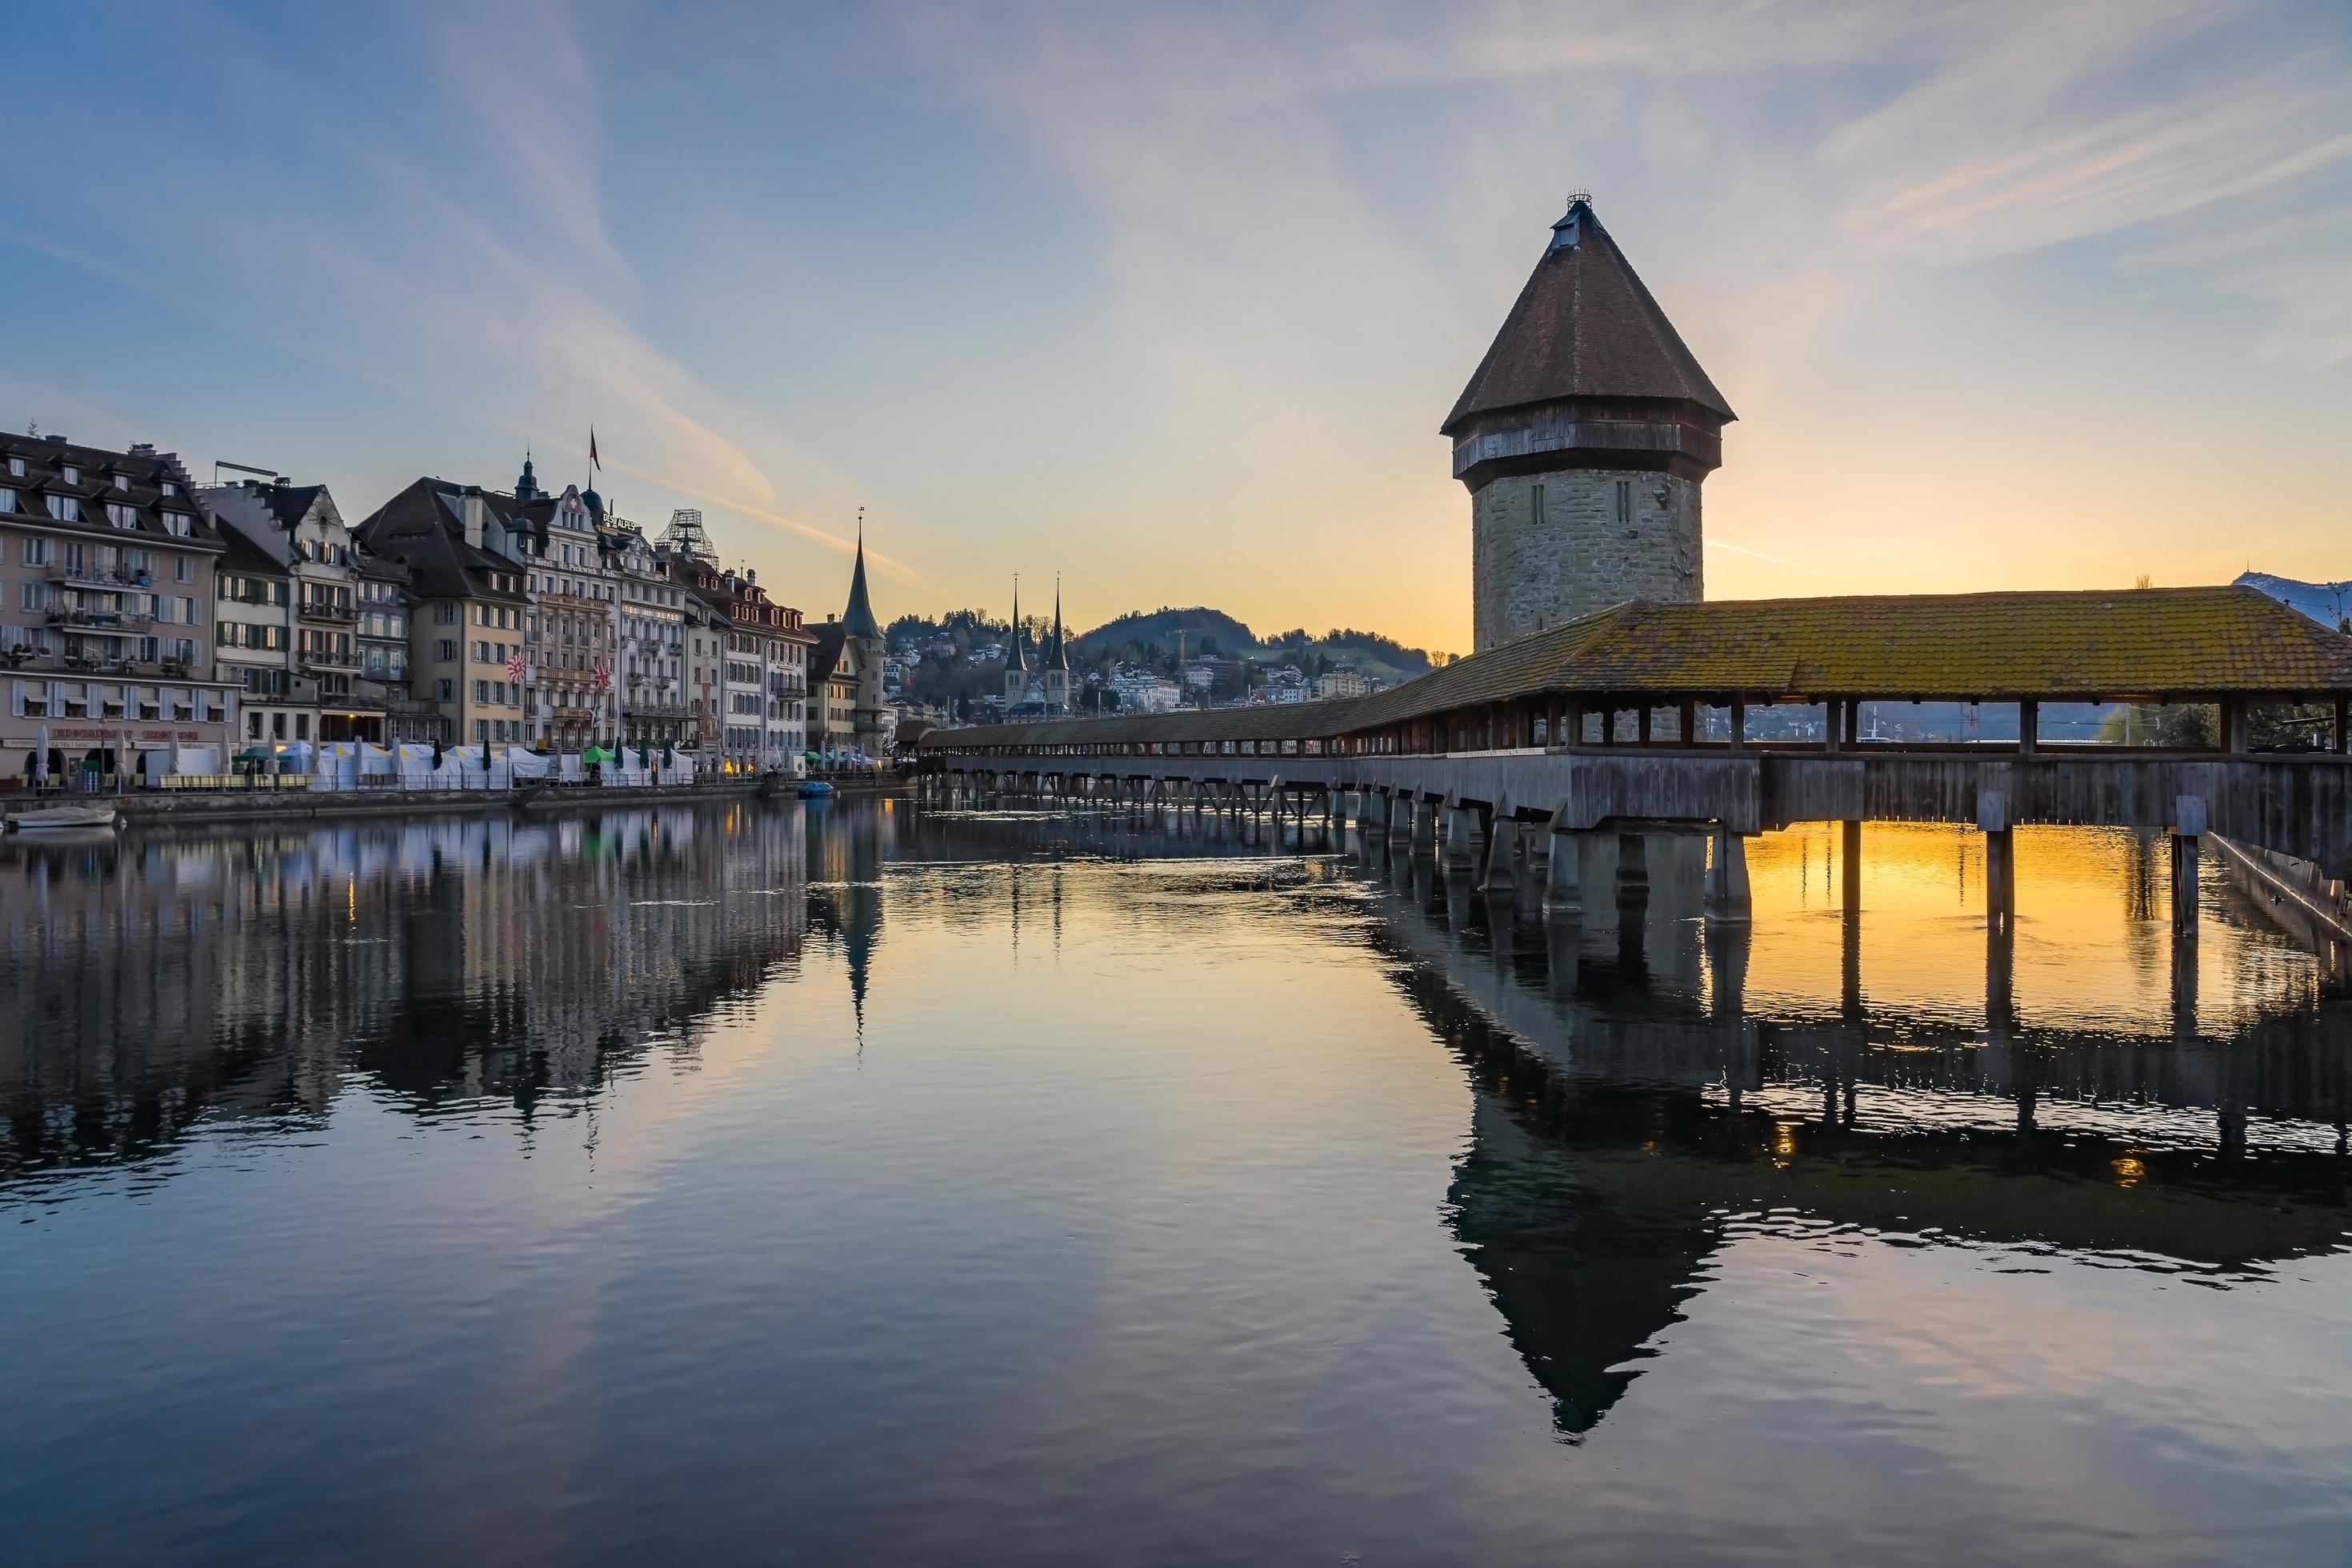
[[0, 431, 240, 776], [354, 479, 534, 746], [203, 478, 383, 742]]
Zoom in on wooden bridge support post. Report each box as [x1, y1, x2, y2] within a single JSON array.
[[1979, 791, 2016, 934], [1616, 831, 1649, 895], [1442, 802, 1482, 873], [1729, 701, 1746, 753], [1985, 830, 2017, 933], [2170, 830, 2200, 935], [1840, 819, 1862, 913], [1481, 814, 1519, 893], [1543, 820, 1583, 918], [1704, 824, 1752, 922]]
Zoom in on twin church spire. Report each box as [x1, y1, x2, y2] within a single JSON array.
[[1004, 573, 1071, 712]]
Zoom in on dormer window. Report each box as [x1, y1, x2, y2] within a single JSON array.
[[112, 473, 130, 491], [7, 456, 23, 477], [61, 465, 80, 485], [162, 512, 193, 538], [161, 480, 178, 496], [46, 494, 78, 522], [106, 502, 138, 530]]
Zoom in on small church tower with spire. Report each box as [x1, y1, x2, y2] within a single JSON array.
[[1446, 195, 1735, 651], [1039, 578, 1073, 712], [1004, 577, 1030, 709], [841, 510, 887, 754]]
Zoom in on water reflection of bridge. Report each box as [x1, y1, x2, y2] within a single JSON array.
[[0, 806, 830, 1182], [914, 798, 2352, 1440]]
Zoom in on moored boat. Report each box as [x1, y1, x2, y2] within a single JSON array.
[[6, 802, 123, 831], [797, 778, 834, 800]]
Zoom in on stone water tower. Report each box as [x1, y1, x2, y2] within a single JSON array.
[[1446, 198, 1735, 651]]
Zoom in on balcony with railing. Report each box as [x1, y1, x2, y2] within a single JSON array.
[[298, 598, 357, 624], [47, 562, 154, 590], [46, 606, 152, 629]]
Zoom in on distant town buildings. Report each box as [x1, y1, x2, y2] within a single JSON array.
[[1313, 667, 1373, 701]]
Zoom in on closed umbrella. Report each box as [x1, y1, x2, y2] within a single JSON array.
[[430, 736, 446, 771], [33, 723, 49, 789]]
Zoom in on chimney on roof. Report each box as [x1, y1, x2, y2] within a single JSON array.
[[746, 569, 757, 584], [129, 442, 155, 457], [461, 492, 486, 550]]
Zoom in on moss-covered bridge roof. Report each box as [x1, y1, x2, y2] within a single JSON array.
[[919, 586, 2352, 750]]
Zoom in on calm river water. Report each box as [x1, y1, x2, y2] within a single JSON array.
[[3, 799, 2350, 1564]]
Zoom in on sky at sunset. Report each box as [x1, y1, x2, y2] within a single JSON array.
[[6, 1, 2349, 654]]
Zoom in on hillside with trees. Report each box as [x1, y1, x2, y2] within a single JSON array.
[[880, 603, 1438, 720]]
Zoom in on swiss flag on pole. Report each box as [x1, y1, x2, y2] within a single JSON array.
[[589, 426, 601, 470]]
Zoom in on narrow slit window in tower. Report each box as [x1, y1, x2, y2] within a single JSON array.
[[1615, 479, 1632, 526], [1531, 484, 1545, 529]]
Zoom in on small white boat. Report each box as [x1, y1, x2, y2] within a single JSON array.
[[6, 803, 122, 831]]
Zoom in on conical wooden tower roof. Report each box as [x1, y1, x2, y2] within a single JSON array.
[[1443, 199, 1734, 435]]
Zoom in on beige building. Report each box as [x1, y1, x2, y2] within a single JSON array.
[[203, 478, 384, 742], [212, 530, 297, 745], [355, 479, 531, 746], [507, 460, 616, 750]]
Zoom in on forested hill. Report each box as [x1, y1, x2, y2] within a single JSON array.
[[1070, 606, 1255, 660], [882, 605, 1439, 693], [1073, 607, 1437, 685]]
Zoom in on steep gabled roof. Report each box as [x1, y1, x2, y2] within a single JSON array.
[[253, 482, 327, 532], [842, 531, 881, 640], [1443, 200, 1734, 434], [354, 478, 530, 602], [809, 622, 850, 684], [215, 526, 288, 578]]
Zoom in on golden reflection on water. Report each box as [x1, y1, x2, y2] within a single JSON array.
[[1740, 822, 2311, 1036]]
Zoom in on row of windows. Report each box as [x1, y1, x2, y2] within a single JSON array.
[[19, 582, 202, 621], [20, 538, 195, 582], [0, 491, 195, 534], [220, 574, 290, 605], [0, 462, 176, 496], [11, 679, 222, 722]]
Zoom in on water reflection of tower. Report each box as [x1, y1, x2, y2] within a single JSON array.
[[805, 800, 886, 1037]]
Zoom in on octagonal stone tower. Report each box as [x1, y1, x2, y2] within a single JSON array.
[[1446, 198, 1735, 652]]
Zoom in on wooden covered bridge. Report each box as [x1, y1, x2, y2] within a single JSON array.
[[912, 586, 2352, 925]]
